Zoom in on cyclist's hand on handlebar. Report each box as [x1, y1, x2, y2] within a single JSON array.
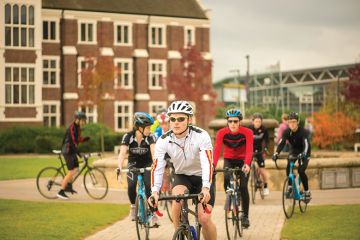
[[148, 192, 159, 208], [272, 153, 278, 161], [242, 164, 250, 174], [200, 187, 211, 204]]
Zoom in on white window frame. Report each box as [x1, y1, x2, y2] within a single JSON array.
[[77, 56, 96, 88], [114, 22, 132, 46], [43, 100, 60, 127], [42, 18, 59, 42], [149, 24, 166, 48], [78, 20, 97, 44], [4, 3, 36, 48], [148, 59, 167, 90], [79, 105, 97, 123], [184, 26, 195, 47], [114, 58, 133, 89], [4, 64, 36, 106], [149, 101, 167, 116], [114, 101, 133, 132], [42, 56, 60, 87]]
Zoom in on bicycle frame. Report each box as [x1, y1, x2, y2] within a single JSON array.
[[56, 153, 91, 184], [288, 160, 304, 201], [137, 173, 153, 224]]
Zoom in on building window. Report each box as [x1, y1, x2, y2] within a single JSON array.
[[184, 26, 195, 47], [43, 20, 57, 41], [115, 102, 133, 131], [149, 25, 166, 47], [149, 60, 166, 89], [43, 58, 59, 86], [115, 23, 132, 45], [43, 102, 59, 127], [5, 66, 35, 105], [79, 21, 96, 43], [5, 4, 35, 47], [149, 102, 167, 117], [115, 59, 133, 88], [77, 57, 95, 87], [79, 105, 97, 123]]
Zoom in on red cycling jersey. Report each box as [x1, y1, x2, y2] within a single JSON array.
[[213, 126, 253, 167]]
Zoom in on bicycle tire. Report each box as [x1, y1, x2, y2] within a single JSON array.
[[225, 193, 241, 240], [250, 162, 256, 204], [172, 226, 193, 240], [36, 167, 64, 199], [83, 167, 108, 200], [164, 191, 173, 222], [282, 177, 295, 218], [135, 195, 150, 240]]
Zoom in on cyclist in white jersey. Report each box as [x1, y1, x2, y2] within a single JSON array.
[[148, 100, 217, 240]]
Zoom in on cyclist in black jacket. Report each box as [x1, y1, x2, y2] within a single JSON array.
[[249, 113, 270, 195], [57, 111, 90, 199], [272, 112, 311, 201]]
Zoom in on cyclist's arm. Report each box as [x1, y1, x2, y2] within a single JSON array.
[[244, 128, 254, 166], [264, 127, 269, 150], [68, 124, 79, 154], [199, 131, 214, 190], [275, 129, 289, 154], [151, 138, 167, 193], [213, 128, 224, 168], [118, 133, 130, 169], [149, 134, 156, 161], [302, 129, 311, 157]]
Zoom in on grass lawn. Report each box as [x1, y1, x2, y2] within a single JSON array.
[[0, 199, 129, 240], [281, 204, 360, 240], [0, 155, 98, 180]]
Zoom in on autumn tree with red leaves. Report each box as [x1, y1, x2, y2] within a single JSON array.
[[167, 46, 217, 128]]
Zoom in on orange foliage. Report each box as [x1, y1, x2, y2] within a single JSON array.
[[312, 112, 357, 149]]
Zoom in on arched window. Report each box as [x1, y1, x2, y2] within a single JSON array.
[[29, 6, 34, 25], [5, 4, 11, 24], [13, 4, 18, 24], [21, 5, 27, 24]]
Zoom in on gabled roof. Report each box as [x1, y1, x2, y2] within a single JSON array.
[[42, 0, 208, 19]]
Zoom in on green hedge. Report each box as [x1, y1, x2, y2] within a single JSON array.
[[0, 124, 124, 154]]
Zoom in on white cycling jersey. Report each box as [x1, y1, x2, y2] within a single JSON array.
[[151, 126, 214, 193]]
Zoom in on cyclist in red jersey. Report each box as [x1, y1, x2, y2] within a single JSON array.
[[213, 109, 253, 228]]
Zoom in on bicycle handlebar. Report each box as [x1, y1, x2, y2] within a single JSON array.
[[273, 155, 301, 169], [215, 167, 243, 173], [115, 167, 152, 180]]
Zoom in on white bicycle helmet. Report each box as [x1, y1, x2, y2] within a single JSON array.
[[167, 101, 194, 116]]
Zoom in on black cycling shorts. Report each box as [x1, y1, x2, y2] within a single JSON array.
[[173, 174, 215, 207], [253, 152, 265, 168], [63, 153, 79, 170]]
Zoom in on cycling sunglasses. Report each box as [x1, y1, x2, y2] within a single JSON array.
[[228, 120, 239, 124], [169, 117, 187, 123]]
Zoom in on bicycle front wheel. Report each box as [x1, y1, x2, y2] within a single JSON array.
[[172, 226, 193, 240], [250, 163, 256, 204], [135, 195, 150, 240], [83, 168, 108, 200], [225, 193, 241, 240], [298, 179, 308, 213], [36, 167, 64, 199], [282, 177, 295, 218]]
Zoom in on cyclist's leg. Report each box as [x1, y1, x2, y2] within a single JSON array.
[[238, 162, 250, 218], [286, 157, 292, 186], [143, 164, 152, 199], [127, 171, 138, 205], [61, 154, 78, 190], [257, 154, 268, 188], [223, 158, 232, 191], [171, 174, 191, 229], [298, 157, 309, 191]]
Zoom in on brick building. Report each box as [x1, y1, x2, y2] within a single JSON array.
[[0, 0, 213, 131]]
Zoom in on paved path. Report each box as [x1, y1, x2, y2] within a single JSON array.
[[1, 179, 359, 240]]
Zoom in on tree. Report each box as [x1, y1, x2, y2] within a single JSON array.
[[78, 55, 119, 152], [167, 46, 217, 128], [343, 64, 360, 106]]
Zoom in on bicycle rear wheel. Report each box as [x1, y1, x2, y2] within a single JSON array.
[[172, 226, 193, 240], [282, 177, 295, 218], [83, 168, 108, 200], [225, 193, 241, 240], [250, 163, 256, 204], [36, 167, 64, 199], [135, 195, 150, 240]]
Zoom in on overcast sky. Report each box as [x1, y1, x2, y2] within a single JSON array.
[[202, 0, 360, 82]]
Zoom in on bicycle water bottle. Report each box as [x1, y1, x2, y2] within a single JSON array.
[[190, 225, 198, 240]]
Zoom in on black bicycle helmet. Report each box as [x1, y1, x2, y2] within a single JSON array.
[[74, 111, 87, 120], [134, 112, 154, 128], [252, 112, 263, 120], [226, 109, 243, 120], [288, 112, 299, 121]]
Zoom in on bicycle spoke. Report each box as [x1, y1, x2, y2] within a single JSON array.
[[83, 168, 108, 200], [36, 167, 64, 199], [282, 177, 295, 218]]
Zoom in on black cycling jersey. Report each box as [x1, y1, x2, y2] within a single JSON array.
[[121, 130, 156, 168], [249, 125, 269, 152], [276, 127, 311, 157]]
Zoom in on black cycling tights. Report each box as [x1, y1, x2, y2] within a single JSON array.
[[127, 170, 151, 204], [286, 157, 309, 191], [223, 159, 250, 217]]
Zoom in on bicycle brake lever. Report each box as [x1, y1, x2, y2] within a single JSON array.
[[149, 196, 163, 217]]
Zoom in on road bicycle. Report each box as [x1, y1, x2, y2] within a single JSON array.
[[152, 191, 210, 240], [274, 155, 311, 218], [160, 163, 175, 222], [216, 167, 245, 240], [250, 151, 266, 204], [117, 167, 158, 240], [36, 150, 108, 200]]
